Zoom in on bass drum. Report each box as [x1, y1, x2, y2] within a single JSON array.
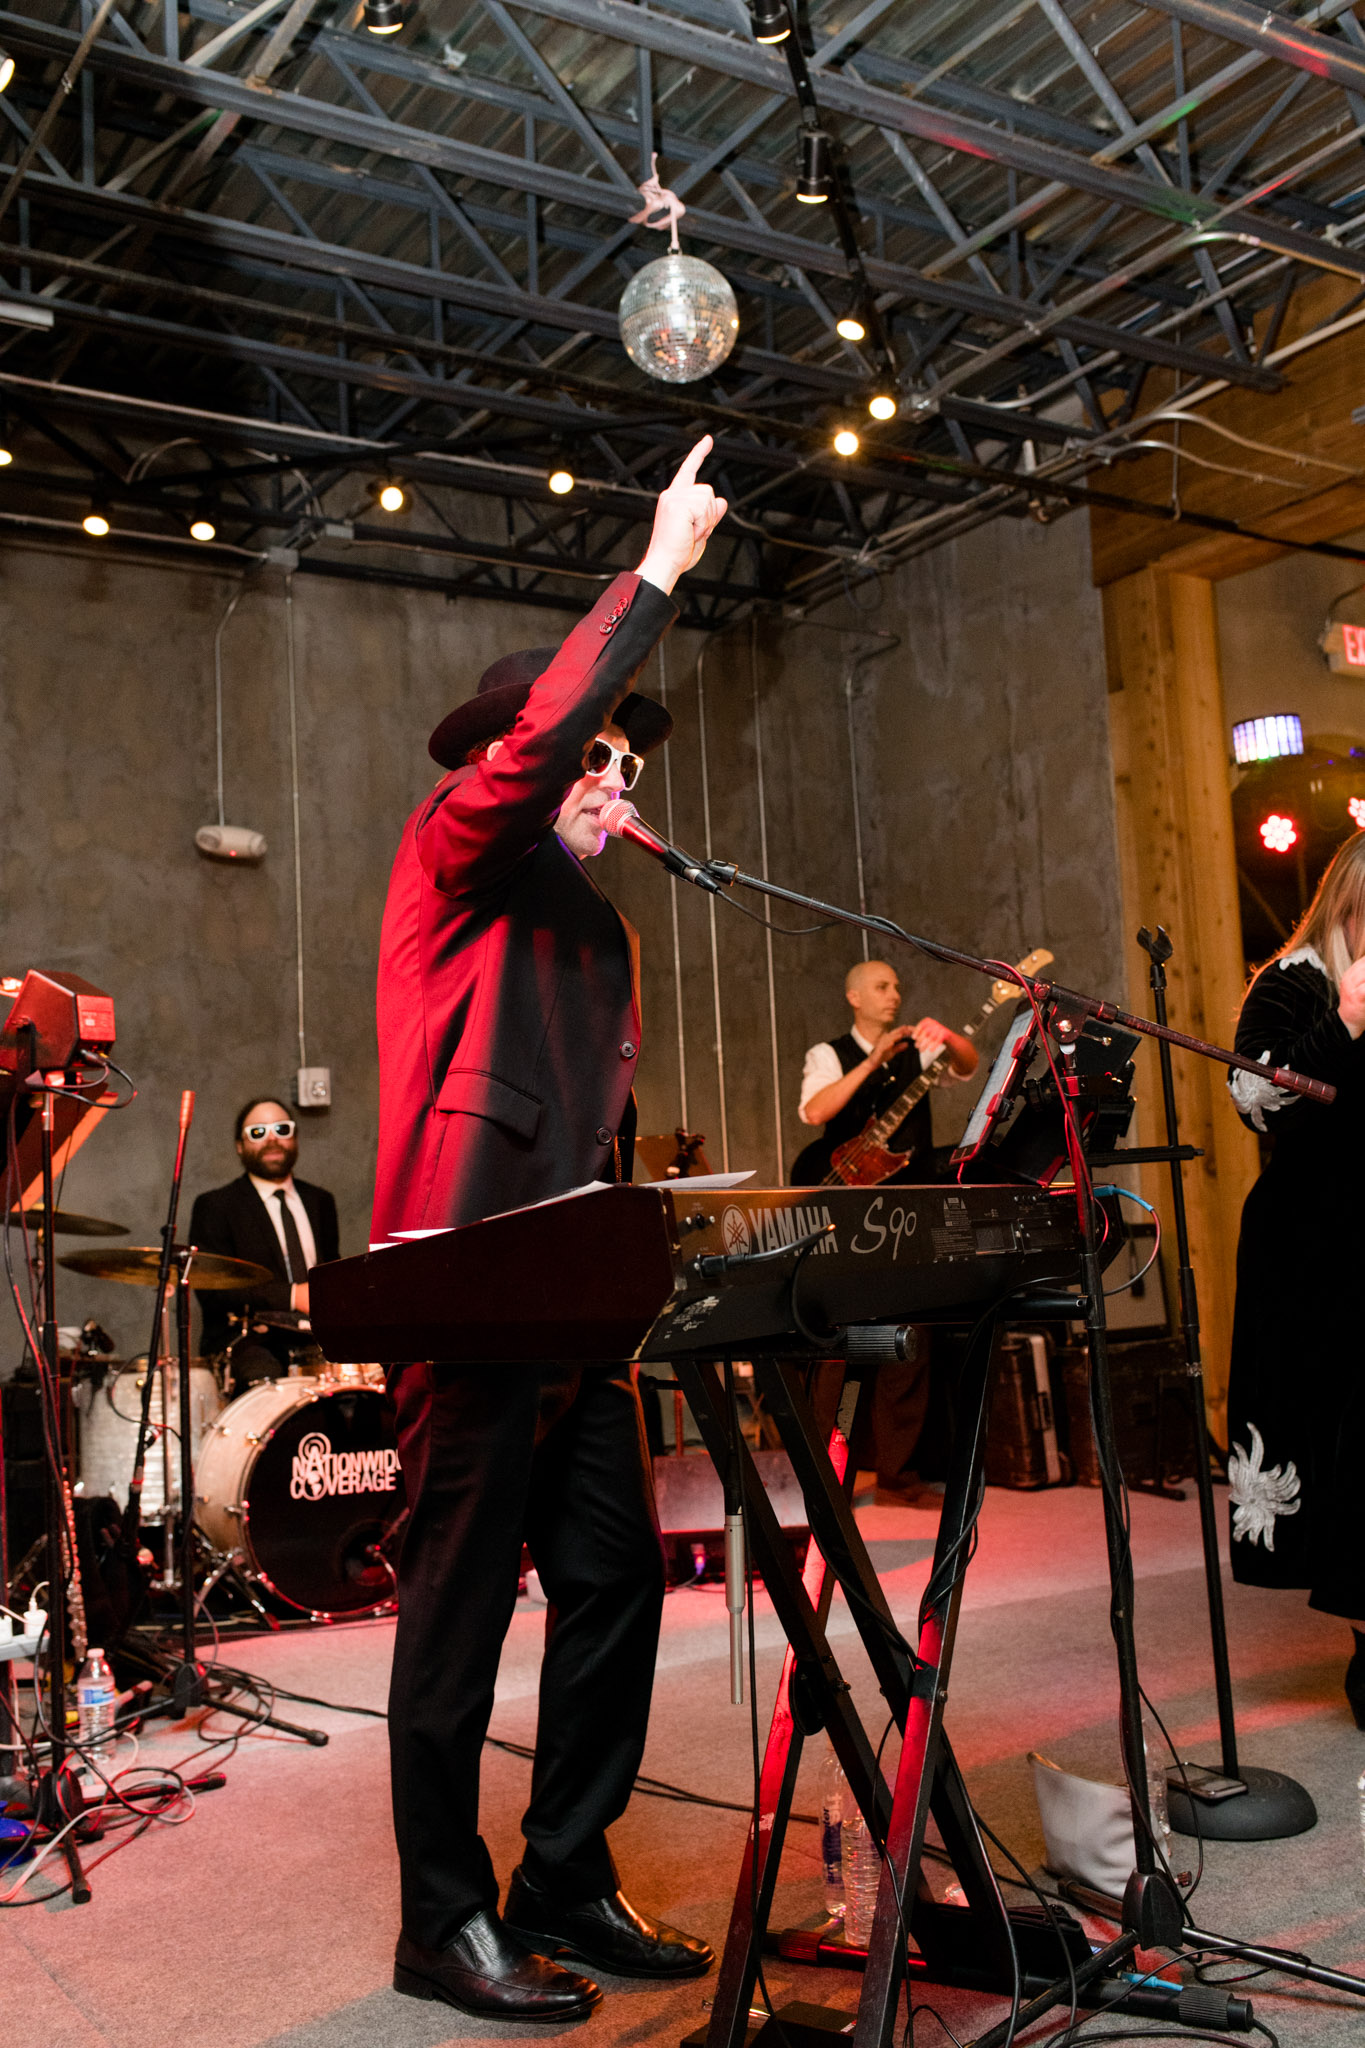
[[195, 1377, 405, 1619]]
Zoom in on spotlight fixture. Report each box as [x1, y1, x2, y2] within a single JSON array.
[[0, 48, 13, 94], [747, 0, 791, 41], [547, 469, 575, 496], [868, 391, 898, 421], [833, 426, 860, 457], [836, 314, 867, 342], [0, 405, 12, 466], [190, 515, 217, 543], [82, 503, 110, 537], [363, 0, 404, 32], [796, 128, 832, 205], [376, 479, 406, 512]]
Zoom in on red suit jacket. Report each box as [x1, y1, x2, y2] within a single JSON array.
[[371, 572, 677, 1241]]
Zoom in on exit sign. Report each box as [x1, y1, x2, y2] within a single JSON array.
[[1322, 621, 1365, 673]]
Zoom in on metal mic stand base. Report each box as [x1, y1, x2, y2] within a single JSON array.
[[1169, 1764, 1316, 1841]]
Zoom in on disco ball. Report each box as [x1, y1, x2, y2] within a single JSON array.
[[618, 253, 739, 384]]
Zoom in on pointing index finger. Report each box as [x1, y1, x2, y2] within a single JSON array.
[[672, 434, 713, 488]]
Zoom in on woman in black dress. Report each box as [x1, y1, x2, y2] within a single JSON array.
[[1226, 830, 1365, 1722]]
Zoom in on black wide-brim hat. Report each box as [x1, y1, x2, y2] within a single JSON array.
[[429, 646, 673, 770]]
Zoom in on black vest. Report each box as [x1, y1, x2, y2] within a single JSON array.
[[824, 1031, 932, 1158]]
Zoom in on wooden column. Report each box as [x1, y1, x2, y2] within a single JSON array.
[[1103, 567, 1259, 1443]]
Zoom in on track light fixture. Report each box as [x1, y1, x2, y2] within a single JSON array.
[[796, 128, 832, 205], [190, 514, 217, 542], [82, 502, 110, 537], [363, 0, 404, 33], [836, 314, 866, 342], [0, 48, 14, 94], [868, 391, 898, 421], [547, 469, 575, 496], [376, 478, 406, 512], [832, 426, 860, 457], [747, 0, 790, 42]]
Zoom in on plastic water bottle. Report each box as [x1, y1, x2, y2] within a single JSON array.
[[819, 1743, 846, 1921], [1142, 1710, 1172, 1862], [75, 1648, 116, 1759], [841, 1808, 881, 1947]]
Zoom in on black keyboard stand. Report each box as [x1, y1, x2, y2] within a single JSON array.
[[675, 1300, 1150, 2048]]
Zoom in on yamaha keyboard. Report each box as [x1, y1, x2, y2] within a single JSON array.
[[310, 1182, 1089, 1365]]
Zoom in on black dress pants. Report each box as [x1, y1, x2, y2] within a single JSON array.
[[387, 1360, 666, 1949]]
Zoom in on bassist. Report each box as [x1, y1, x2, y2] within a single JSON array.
[[793, 959, 978, 1187]]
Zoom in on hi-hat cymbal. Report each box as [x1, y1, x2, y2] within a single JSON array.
[[58, 1246, 273, 1290], [8, 1205, 130, 1238]]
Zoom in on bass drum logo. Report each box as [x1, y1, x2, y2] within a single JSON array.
[[719, 1206, 752, 1256]]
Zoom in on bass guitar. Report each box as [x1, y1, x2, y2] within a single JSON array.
[[789, 949, 1054, 1188]]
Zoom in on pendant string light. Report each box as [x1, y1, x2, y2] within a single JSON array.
[[619, 154, 739, 385]]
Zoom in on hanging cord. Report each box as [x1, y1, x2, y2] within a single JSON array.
[[284, 575, 306, 1074], [211, 583, 248, 831]]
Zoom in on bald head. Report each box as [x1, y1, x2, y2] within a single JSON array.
[[846, 958, 901, 1033]]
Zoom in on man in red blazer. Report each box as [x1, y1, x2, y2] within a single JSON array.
[[377, 440, 726, 2025]]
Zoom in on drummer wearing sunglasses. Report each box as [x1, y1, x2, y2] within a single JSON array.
[[188, 1095, 340, 1377], [374, 437, 725, 2025]]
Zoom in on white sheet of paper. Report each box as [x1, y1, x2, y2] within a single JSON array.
[[640, 1170, 755, 1191]]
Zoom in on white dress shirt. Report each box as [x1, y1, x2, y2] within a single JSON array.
[[248, 1173, 318, 1276], [797, 1027, 879, 1125]]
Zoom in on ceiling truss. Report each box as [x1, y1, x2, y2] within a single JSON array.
[[0, 0, 1360, 620]]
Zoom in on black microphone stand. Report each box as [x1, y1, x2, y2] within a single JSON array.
[[650, 840, 1365, 2008], [1126, 925, 1314, 1839]]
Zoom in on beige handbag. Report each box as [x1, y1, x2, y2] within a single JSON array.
[[1028, 1750, 1136, 1901]]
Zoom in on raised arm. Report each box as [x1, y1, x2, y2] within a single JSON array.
[[418, 438, 726, 896]]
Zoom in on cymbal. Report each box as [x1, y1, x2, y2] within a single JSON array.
[[8, 1205, 129, 1238], [58, 1246, 273, 1291]]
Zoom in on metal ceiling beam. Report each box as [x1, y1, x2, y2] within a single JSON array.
[[1137, 0, 1365, 100], [2, 7, 1356, 311], [17, 154, 1287, 395], [501, 0, 1365, 263], [0, 282, 976, 506]]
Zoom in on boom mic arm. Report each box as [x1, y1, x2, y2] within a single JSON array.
[[598, 801, 724, 894]]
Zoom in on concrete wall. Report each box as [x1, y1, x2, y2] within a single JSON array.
[[599, 503, 1124, 1173], [1215, 531, 1365, 745], [0, 504, 1121, 1361]]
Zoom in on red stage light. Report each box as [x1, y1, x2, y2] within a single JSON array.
[[1260, 813, 1298, 852]]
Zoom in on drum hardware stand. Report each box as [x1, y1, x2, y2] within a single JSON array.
[[116, 1096, 324, 1744], [20, 1054, 98, 1901], [1128, 925, 1313, 1842], [650, 852, 1363, 2042]]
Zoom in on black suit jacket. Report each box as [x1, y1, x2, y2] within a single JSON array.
[[188, 1173, 340, 1356]]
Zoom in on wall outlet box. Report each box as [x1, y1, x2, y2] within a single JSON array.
[[295, 1066, 332, 1109]]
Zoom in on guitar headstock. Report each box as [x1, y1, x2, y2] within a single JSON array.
[[989, 948, 1054, 1006]]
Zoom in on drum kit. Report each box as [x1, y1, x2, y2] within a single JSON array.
[[43, 1215, 405, 1625]]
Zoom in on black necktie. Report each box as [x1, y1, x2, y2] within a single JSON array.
[[274, 1188, 308, 1285]]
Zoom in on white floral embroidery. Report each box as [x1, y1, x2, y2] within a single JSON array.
[[1228, 1050, 1294, 1132], [1228, 1423, 1301, 1551]]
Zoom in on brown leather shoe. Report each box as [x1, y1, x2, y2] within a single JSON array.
[[393, 1911, 603, 2022], [505, 1865, 714, 1980]]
